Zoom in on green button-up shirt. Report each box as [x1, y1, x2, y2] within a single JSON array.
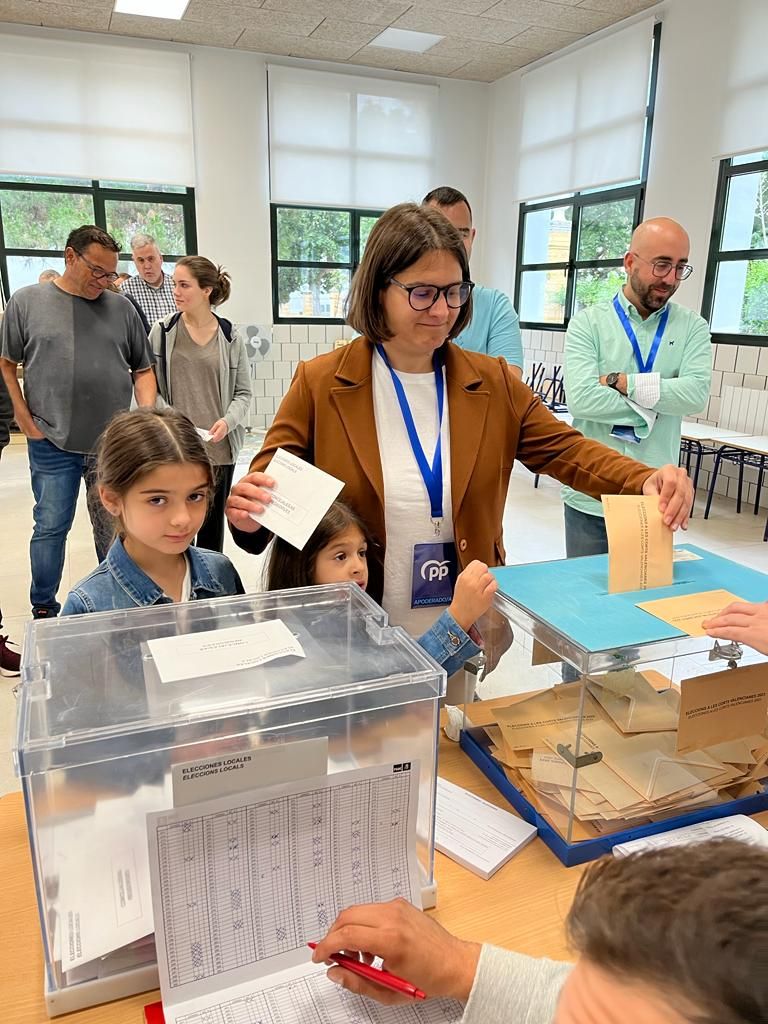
[[562, 289, 712, 517]]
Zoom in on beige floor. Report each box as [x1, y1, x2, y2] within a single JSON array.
[[3, 434, 768, 796]]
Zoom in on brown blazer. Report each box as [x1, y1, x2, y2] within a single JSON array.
[[236, 339, 653, 601]]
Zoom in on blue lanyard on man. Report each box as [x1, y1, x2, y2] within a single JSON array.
[[375, 342, 445, 535], [612, 293, 669, 373]]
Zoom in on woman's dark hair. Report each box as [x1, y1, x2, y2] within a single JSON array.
[[266, 501, 371, 591], [176, 255, 231, 307], [346, 202, 472, 342], [96, 407, 215, 535]]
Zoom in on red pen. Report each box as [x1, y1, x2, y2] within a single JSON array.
[[307, 942, 426, 1000]]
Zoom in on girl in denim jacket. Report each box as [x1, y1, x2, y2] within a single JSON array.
[[62, 408, 243, 615], [265, 501, 495, 676]]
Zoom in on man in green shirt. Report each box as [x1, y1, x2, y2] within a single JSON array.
[[562, 217, 712, 556]]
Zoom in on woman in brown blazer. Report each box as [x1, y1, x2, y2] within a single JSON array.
[[226, 204, 692, 631]]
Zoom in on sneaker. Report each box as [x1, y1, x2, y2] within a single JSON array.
[[32, 607, 57, 620], [0, 636, 21, 677]]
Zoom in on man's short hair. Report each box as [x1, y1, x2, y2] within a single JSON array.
[[423, 186, 472, 221], [567, 839, 768, 1024], [65, 225, 120, 254], [130, 232, 158, 252], [38, 269, 59, 282]]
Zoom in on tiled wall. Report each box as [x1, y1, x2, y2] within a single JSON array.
[[246, 323, 358, 433], [521, 330, 768, 512]]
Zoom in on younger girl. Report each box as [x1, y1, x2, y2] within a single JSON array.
[[62, 408, 244, 615], [266, 502, 496, 676]]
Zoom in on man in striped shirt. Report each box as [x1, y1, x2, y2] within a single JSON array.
[[120, 232, 176, 327]]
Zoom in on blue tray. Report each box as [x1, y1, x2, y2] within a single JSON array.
[[490, 545, 768, 653], [460, 728, 768, 867]]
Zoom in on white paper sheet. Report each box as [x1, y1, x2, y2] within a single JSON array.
[[248, 448, 344, 550], [172, 737, 329, 806], [148, 761, 423, 1012], [164, 960, 463, 1024], [54, 783, 169, 970], [147, 619, 305, 684], [195, 428, 213, 442], [434, 777, 537, 879], [612, 814, 768, 856]]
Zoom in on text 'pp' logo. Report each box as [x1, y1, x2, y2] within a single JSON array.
[[420, 559, 450, 583]]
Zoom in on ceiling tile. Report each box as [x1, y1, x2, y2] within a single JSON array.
[[448, 61, 510, 81], [349, 45, 468, 75], [0, 0, 111, 30], [428, 36, 535, 66], [109, 12, 244, 46], [310, 19, 381, 46], [184, 3, 323, 35], [38, 0, 114, 8], [262, 0, 410, 24], [505, 24, 584, 51], [393, 5, 523, 43], [400, 0, 498, 12], [578, 0, 660, 11], [235, 27, 362, 59], [485, 0, 616, 31]]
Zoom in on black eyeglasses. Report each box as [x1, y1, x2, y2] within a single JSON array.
[[389, 277, 474, 310], [631, 253, 693, 281], [75, 251, 119, 283]]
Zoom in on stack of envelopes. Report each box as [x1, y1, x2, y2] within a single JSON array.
[[464, 671, 768, 843]]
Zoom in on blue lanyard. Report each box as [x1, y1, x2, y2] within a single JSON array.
[[613, 294, 669, 374], [375, 344, 445, 521]]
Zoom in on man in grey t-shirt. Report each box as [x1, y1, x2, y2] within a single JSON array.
[[0, 225, 156, 618]]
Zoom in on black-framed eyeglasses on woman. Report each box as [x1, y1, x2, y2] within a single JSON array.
[[389, 277, 474, 310], [630, 253, 694, 280], [74, 250, 119, 283]]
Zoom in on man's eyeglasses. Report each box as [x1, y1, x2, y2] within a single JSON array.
[[75, 251, 119, 283], [389, 277, 474, 311], [631, 253, 693, 281]]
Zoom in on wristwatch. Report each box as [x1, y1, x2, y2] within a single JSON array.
[[606, 372, 622, 392]]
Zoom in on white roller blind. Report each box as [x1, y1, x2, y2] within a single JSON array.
[[0, 34, 195, 185], [268, 65, 437, 207], [716, 0, 768, 158], [516, 19, 653, 202]]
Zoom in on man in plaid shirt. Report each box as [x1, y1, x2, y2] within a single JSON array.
[[120, 232, 176, 328]]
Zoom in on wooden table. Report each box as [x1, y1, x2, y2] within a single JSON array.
[[1, 736, 584, 1023]]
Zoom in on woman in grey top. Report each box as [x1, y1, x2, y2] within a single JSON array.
[[150, 256, 252, 551]]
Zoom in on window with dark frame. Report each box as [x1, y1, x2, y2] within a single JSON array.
[[0, 175, 197, 304], [513, 20, 661, 332], [701, 150, 768, 348], [271, 204, 382, 324], [514, 185, 644, 330]]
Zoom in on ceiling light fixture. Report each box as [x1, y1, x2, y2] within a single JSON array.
[[368, 28, 445, 53], [113, 0, 190, 18]]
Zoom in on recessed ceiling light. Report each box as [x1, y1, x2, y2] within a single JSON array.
[[368, 28, 445, 53], [114, 0, 190, 18]]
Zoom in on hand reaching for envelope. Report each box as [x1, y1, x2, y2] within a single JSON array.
[[703, 600, 768, 655]]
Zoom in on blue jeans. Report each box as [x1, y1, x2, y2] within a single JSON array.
[[27, 438, 113, 614], [563, 504, 609, 558]]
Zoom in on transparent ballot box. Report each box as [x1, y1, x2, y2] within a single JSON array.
[[461, 545, 768, 866], [14, 584, 445, 1016]]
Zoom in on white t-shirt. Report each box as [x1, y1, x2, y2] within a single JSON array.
[[372, 349, 454, 638]]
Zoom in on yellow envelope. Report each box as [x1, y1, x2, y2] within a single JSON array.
[[677, 664, 768, 752], [602, 494, 673, 594], [587, 668, 680, 733], [636, 589, 745, 636]]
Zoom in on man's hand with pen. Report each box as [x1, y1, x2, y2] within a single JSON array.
[[310, 898, 481, 1005]]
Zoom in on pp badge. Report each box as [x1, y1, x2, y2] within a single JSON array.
[[411, 542, 458, 608]]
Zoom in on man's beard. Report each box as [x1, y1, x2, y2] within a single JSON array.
[[630, 270, 676, 314]]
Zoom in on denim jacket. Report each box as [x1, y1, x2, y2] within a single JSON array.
[[61, 536, 245, 615], [418, 610, 482, 676]]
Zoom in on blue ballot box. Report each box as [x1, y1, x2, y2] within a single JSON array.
[[461, 545, 768, 866]]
